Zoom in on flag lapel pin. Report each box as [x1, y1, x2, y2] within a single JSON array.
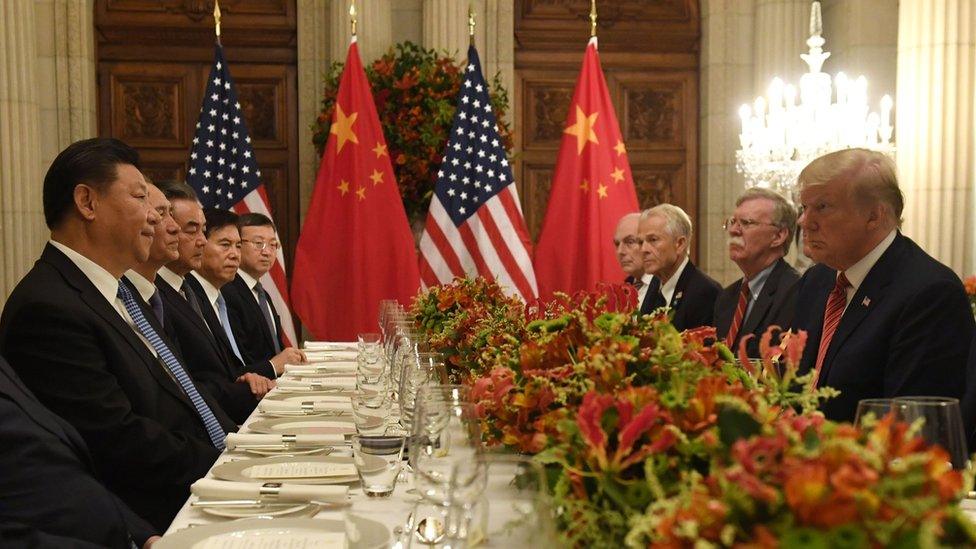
[[862, 296, 871, 307]]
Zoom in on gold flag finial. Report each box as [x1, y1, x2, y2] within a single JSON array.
[[590, 0, 597, 37], [468, 2, 476, 45], [213, 0, 222, 42], [350, 0, 357, 37]]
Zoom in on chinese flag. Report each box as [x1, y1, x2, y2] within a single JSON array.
[[533, 37, 639, 298], [291, 39, 420, 340]]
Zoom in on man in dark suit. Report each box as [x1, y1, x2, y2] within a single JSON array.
[[613, 212, 653, 311], [638, 203, 721, 331], [0, 355, 159, 548], [714, 188, 800, 356], [793, 148, 974, 422], [223, 213, 304, 366], [186, 209, 305, 382], [0, 138, 235, 531], [154, 181, 270, 424]]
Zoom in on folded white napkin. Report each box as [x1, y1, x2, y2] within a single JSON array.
[[225, 433, 344, 449], [303, 341, 357, 350], [284, 362, 358, 374], [191, 478, 349, 502], [302, 353, 360, 363], [258, 399, 352, 414], [276, 378, 357, 391]]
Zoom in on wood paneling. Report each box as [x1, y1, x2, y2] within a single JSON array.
[[514, 0, 700, 254], [95, 0, 300, 283]]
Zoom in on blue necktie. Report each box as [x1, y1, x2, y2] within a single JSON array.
[[216, 294, 244, 362], [117, 283, 226, 450], [148, 290, 164, 325]]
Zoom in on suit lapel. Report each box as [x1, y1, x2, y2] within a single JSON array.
[[669, 261, 695, 311], [158, 281, 238, 377], [740, 260, 787, 336], [820, 236, 904, 381], [186, 275, 240, 364], [230, 275, 276, 353], [44, 247, 198, 411], [714, 281, 740, 336]]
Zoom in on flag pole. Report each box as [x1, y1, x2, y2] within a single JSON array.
[[350, 0, 357, 38], [468, 2, 476, 47], [213, 0, 221, 46], [590, 0, 597, 38]]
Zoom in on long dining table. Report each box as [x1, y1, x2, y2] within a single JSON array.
[[163, 343, 417, 546]]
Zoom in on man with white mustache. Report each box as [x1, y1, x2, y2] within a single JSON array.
[[713, 187, 799, 356]]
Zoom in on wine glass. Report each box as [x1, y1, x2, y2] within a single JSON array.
[[854, 398, 894, 427], [893, 396, 969, 469], [410, 401, 483, 506]]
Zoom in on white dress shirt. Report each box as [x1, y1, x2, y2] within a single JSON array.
[[238, 270, 276, 325], [49, 240, 156, 355], [189, 271, 224, 320], [124, 270, 157, 303], [636, 273, 653, 306], [157, 266, 185, 294], [839, 229, 897, 313], [661, 256, 690, 306]]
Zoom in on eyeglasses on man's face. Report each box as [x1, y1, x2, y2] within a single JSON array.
[[722, 217, 778, 231], [242, 239, 280, 251]]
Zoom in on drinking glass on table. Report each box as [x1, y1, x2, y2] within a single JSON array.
[[352, 434, 406, 497], [399, 352, 447, 431], [352, 392, 390, 435], [854, 398, 896, 427], [358, 332, 382, 365], [410, 401, 483, 506], [893, 396, 969, 469], [455, 454, 554, 548]]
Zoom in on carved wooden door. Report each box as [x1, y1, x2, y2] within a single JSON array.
[[95, 0, 299, 269], [514, 0, 700, 253]]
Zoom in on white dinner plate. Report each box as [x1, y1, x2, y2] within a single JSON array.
[[211, 455, 380, 484], [266, 391, 356, 402], [242, 445, 333, 457], [156, 516, 390, 549], [248, 417, 373, 436], [199, 501, 318, 519]]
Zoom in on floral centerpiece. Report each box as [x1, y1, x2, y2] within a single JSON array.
[[409, 277, 976, 547], [313, 42, 514, 222]]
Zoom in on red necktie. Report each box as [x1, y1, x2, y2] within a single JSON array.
[[724, 279, 750, 349], [813, 272, 851, 387]]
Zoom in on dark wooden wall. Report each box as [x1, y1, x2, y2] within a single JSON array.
[[95, 0, 300, 269], [513, 0, 700, 251]]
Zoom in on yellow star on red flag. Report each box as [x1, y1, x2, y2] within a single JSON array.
[[330, 104, 359, 154], [564, 105, 599, 155]]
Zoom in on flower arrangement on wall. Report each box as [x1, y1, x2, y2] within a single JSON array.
[[313, 42, 514, 222]]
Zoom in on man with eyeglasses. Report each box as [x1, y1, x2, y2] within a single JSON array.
[[637, 203, 721, 331], [222, 213, 305, 369], [613, 213, 652, 309], [713, 188, 800, 356]]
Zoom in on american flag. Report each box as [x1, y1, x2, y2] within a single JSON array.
[[419, 46, 538, 300], [185, 44, 298, 346]]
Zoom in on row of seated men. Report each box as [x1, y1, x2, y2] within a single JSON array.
[[0, 138, 306, 547], [615, 147, 976, 449]]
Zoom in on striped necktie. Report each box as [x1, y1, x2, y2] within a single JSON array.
[[813, 272, 851, 387], [116, 283, 226, 450], [724, 278, 751, 349], [216, 294, 244, 362], [254, 282, 282, 354]]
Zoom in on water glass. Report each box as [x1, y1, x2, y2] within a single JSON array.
[[353, 393, 390, 435], [854, 398, 895, 427], [460, 454, 554, 547], [352, 434, 405, 497], [358, 332, 382, 364], [410, 402, 483, 506], [893, 396, 969, 469]]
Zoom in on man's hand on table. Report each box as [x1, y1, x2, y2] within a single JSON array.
[[236, 373, 275, 397], [270, 347, 308, 375]]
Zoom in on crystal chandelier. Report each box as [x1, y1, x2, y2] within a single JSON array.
[[735, 1, 895, 193]]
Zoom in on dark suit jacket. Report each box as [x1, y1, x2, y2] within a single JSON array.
[[222, 274, 283, 364], [0, 244, 235, 531], [641, 261, 721, 332], [156, 278, 258, 424], [794, 233, 975, 422], [0, 355, 156, 548], [184, 274, 276, 379], [714, 258, 800, 356]]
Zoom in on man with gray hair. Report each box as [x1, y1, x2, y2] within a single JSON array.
[[714, 188, 800, 356], [793, 148, 973, 425], [638, 203, 721, 331], [613, 213, 652, 309]]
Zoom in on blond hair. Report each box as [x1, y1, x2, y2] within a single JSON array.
[[798, 148, 903, 228]]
